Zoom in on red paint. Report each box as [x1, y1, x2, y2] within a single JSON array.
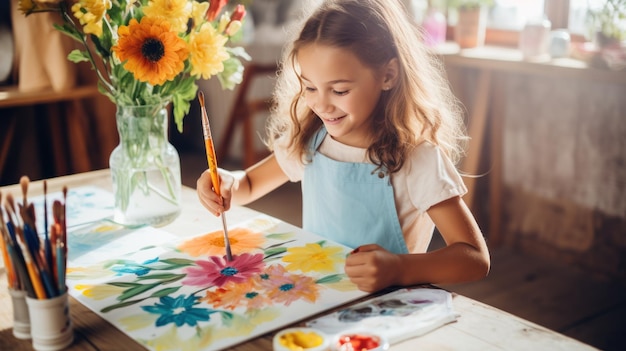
[[336, 333, 380, 351]]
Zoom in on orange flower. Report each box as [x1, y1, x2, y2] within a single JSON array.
[[112, 16, 189, 86], [178, 227, 266, 257]]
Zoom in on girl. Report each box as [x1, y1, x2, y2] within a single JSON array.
[[197, 0, 490, 292]]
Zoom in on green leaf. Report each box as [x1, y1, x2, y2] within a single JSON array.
[[117, 282, 161, 301], [67, 50, 90, 63], [53, 23, 83, 43], [108, 282, 141, 288], [150, 287, 181, 298], [160, 258, 195, 266], [136, 273, 183, 281], [316, 274, 345, 284], [101, 298, 147, 313], [217, 57, 245, 90], [266, 233, 295, 241], [264, 246, 287, 260]]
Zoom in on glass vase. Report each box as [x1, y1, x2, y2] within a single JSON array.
[[109, 102, 182, 227]]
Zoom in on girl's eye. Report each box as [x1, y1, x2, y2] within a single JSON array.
[[304, 86, 316, 92], [333, 90, 348, 96]]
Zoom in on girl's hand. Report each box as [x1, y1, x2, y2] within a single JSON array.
[[196, 168, 235, 216], [344, 244, 402, 292]]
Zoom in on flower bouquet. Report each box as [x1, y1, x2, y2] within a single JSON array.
[[19, 0, 250, 226]]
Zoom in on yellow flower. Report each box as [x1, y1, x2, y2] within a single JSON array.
[[282, 243, 346, 273], [74, 283, 124, 300], [189, 22, 230, 79], [18, 0, 36, 14], [71, 0, 112, 37], [143, 0, 192, 33], [113, 16, 189, 86], [191, 1, 210, 28]]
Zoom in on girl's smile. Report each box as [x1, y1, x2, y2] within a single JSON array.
[[297, 43, 386, 148]]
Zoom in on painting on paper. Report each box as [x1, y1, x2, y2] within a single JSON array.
[[66, 212, 369, 351]]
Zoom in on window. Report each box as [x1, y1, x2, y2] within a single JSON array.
[[421, 0, 602, 45]]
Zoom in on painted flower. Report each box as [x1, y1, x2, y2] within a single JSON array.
[[282, 243, 345, 273], [203, 278, 270, 310], [258, 264, 320, 306], [183, 252, 265, 287], [74, 283, 124, 300], [112, 16, 189, 86], [142, 294, 215, 327], [178, 227, 265, 257], [111, 257, 160, 277]]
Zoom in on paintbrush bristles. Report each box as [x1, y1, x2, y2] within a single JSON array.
[[20, 176, 29, 206]]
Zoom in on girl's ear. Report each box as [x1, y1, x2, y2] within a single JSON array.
[[381, 58, 400, 91]]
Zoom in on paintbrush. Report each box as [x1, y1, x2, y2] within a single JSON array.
[[43, 181, 53, 277], [198, 91, 233, 262]]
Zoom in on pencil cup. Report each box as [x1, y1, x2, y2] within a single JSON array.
[[25, 291, 74, 351], [9, 288, 31, 340]]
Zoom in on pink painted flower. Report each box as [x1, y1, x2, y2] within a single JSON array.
[[183, 253, 264, 287], [257, 264, 319, 306]]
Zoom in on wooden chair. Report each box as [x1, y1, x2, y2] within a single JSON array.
[[218, 63, 278, 168]]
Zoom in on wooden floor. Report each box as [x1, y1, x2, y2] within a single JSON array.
[[180, 150, 626, 351]]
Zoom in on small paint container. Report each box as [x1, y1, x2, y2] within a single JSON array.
[[273, 327, 330, 351], [333, 331, 389, 351]]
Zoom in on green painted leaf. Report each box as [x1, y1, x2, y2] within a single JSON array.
[[101, 298, 147, 313], [150, 287, 181, 298], [117, 282, 161, 301], [316, 274, 345, 284]]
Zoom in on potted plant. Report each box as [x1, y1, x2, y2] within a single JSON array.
[[586, 0, 626, 48], [447, 0, 495, 48]]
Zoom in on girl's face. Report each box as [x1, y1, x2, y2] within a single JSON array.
[[297, 43, 386, 148]]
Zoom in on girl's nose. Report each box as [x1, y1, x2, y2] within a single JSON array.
[[313, 93, 333, 114]]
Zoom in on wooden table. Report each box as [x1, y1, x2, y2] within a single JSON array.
[[0, 170, 597, 350]]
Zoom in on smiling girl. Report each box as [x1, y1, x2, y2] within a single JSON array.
[[197, 0, 490, 292]]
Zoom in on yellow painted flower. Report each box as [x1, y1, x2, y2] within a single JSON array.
[[67, 265, 115, 280], [189, 22, 230, 79], [74, 283, 124, 300], [282, 243, 345, 273], [113, 16, 189, 86], [118, 313, 158, 331], [143, 0, 192, 33], [178, 227, 265, 257], [71, 0, 112, 37]]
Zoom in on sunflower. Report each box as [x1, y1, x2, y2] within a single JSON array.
[[112, 16, 189, 86]]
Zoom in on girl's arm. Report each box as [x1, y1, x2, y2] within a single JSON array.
[[197, 154, 289, 215], [345, 196, 490, 292]]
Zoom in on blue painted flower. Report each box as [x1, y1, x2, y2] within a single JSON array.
[[142, 294, 216, 327], [112, 257, 159, 276]]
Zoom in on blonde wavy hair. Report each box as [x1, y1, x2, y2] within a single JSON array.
[[266, 0, 467, 173]]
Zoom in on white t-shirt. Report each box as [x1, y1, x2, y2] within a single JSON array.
[[274, 134, 467, 253]]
